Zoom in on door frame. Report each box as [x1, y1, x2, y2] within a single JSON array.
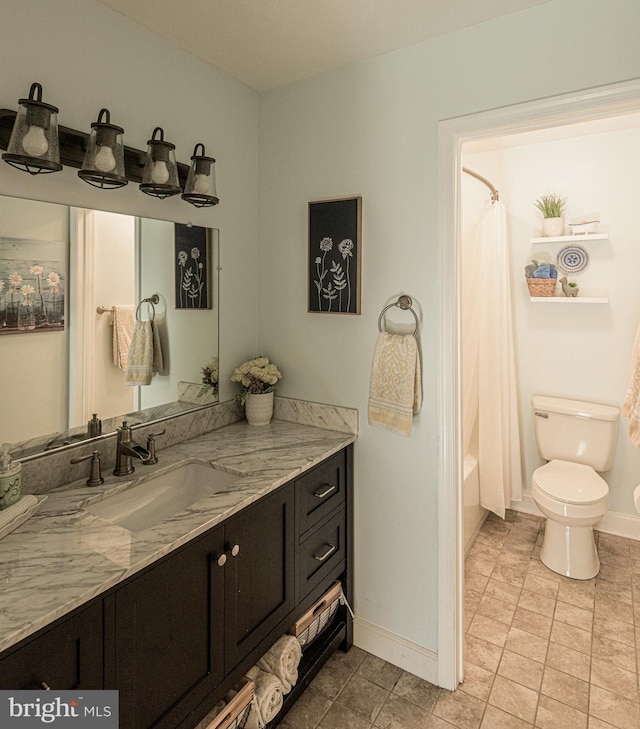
[[436, 78, 640, 690]]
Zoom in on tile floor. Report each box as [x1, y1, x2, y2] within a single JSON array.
[[278, 510, 640, 729]]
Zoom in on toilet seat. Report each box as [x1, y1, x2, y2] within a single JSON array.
[[532, 459, 608, 505]]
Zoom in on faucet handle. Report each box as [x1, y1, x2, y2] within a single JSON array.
[[144, 429, 166, 466], [70, 450, 104, 487]]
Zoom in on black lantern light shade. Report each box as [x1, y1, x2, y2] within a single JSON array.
[[78, 108, 127, 189], [2, 83, 62, 175], [140, 127, 181, 198], [181, 143, 218, 208]]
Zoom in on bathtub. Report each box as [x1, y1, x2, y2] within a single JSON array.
[[463, 445, 488, 553]]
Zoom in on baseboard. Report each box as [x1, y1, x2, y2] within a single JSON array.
[[353, 617, 439, 685], [510, 494, 640, 541]]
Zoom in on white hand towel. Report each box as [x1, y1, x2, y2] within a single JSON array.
[[111, 305, 135, 370], [244, 666, 284, 729], [623, 322, 640, 447], [124, 321, 163, 386], [368, 332, 422, 436], [256, 634, 302, 693]]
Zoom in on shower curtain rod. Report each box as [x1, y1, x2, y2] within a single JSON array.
[[462, 167, 499, 202]]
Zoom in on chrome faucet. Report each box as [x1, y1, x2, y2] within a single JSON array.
[[113, 421, 151, 476]]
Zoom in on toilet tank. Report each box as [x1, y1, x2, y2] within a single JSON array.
[[531, 395, 620, 471]]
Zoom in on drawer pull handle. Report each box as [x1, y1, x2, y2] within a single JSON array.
[[314, 484, 336, 499], [313, 544, 337, 562], [40, 682, 51, 691], [229, 544, 240, 557]]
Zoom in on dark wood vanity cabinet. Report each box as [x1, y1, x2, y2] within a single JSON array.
[[0, 444, 353, 729]]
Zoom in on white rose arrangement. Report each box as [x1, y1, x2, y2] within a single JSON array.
[[231, 356, 282, 404]]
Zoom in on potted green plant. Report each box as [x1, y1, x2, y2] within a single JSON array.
[[534, 193, 567, 237]]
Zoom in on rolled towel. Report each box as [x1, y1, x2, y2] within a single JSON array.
[[532, 263, 551, 278], [244, 666, 284, 729], [0, 495, 38, 531], [256, 634, 302, 694]]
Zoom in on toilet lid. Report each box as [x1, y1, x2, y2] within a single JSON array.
[[533, 459, 608, 505]]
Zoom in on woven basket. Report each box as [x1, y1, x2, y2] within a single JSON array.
[[526, 278, 556, 297]]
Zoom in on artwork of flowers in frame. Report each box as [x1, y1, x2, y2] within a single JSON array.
[[0, 236, 65, 335], [308, 196, 362, 314], [174, 223, 212, 309]]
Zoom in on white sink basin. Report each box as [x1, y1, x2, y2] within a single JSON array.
[[85, 462, 239, 532]]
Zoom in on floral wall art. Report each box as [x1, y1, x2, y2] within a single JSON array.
[[174, 223, 212, 310], [308, 197, 362, 314], [0, 237, 65, 335]]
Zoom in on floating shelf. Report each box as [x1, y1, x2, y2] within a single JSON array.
[[530, 288, 609, 304], [530, 233, 609, 244]]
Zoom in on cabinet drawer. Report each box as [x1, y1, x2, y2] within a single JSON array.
[[296, 451, 346, 536], [297, 508, 346, 598]]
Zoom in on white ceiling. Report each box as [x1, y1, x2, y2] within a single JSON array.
[[98, 0, 552, 92]]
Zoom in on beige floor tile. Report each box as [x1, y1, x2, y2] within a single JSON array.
[[426, 715, 458, 728], [589, 685, 640, 729], [393, 671, 441, 711], [522, 573, 559, 600], [464, 588, 482, 616], [466, 572, 490, 595], [317, 703, 371, 729], [480, 705, 533, 729], [337, 673, 389, 723], [588, 717, 620, 729], [373, 693, 431, 729], [329, 645, 367, 672], [591, 634, 638, 673], [483, 521, 511, 536], [465, 555, 496, 578], [595, 580, 633, 606], [526, 559, 560, 583], [476, 595, 516, 626], [512, 607, 552, 639], [593, 614, 636, 648], [514, 512, 543, 530], [517, 590, 556, 618], [545, 641, 591, 682], [598, 550, 632, 570], [433, 689, 486, 729], [484, 578, 521, 607], [285, 686, 332, 729], [357, 653, 403, 690], [504, 626, 548, 664], [488, 674, 538, 723], [465, 635, 503, 673], [535, 695, 587, 729], [468, 614, 510, 648], [557, 579, 595, 611], [311, 661, 354, 700], [497, 649, 544, 691], [550, 620, 592, 655], [459, 662, 495, 702], [540, 666, 589, 713], [596, 563, 632, 585], [553, 600, 594, 632], [594, 595, 635, 625], [469, 541, 503, 562], [492, 563, 528, 588], [590, 656, 639, 701]]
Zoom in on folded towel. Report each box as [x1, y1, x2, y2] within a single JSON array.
[[112, 305, 135, 370], [533, 263, 551, 278], [368, 332, 422, 436], [124, 320, 163, 386], [244, 666, 284, 729], [256, 635, 302, 694], [623, 322, 640, 447], [0, 495, 38, 531]]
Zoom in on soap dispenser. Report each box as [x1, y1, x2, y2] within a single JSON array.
[[0, 446, 22, 510]]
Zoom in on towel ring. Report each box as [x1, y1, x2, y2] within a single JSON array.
[[136, 294, 159, 322], [378, 295, 419, 337]]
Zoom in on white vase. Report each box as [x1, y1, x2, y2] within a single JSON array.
[[541, 217, 564, 237], [245, 392, 274, 426]]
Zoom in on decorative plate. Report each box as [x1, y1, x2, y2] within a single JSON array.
[[557, 245, 589, 273]]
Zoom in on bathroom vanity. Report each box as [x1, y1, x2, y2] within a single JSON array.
[[0, 417, 355, 729]]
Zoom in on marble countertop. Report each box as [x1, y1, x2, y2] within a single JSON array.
[[0, 419, 355, 655]]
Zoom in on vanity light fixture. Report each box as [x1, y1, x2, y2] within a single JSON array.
[[139, 127, 182, 198], [78, 108, 127, 189], [2, 83, 62, 175], [181, 144, 219, 208]]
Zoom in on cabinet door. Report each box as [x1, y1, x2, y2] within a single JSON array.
[[112, 526, 226, 729], [0, 601, 103, 690], [224, 482, 295, 670]]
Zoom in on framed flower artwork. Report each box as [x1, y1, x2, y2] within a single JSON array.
[[174, 223, 212, 309], [308, 196, 362, 314]]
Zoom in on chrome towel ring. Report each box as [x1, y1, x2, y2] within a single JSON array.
[[136, 293, 160, 321], [377, 295, 419, 337]]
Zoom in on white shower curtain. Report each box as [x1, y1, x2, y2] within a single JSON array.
[[462, 201, 523, 518]]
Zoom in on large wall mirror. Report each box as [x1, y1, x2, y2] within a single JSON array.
[[0, 194, 219, 459]]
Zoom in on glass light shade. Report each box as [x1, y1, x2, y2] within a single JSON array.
[[2, 83, 62, 175], [139, 127, 181, 198], [78, 108, 127, 189], [182, 144, 218, 208]]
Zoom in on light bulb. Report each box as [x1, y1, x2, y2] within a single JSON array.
[[193, 173, 209, 194], [151, 160, 170, 185], [22, 125, 48, 157], [94, 145, 116, 173]]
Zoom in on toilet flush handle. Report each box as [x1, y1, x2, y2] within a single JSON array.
[[534, 411, 549, 419]]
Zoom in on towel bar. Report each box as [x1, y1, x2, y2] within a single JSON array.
[[377, 295, 419, 336]]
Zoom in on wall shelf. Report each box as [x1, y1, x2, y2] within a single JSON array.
[[530, 232, 608, 244], [530, 288, 609, 304]]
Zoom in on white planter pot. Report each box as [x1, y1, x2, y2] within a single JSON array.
[[541, 217, 564, 237], [245, 392, 274, 426]]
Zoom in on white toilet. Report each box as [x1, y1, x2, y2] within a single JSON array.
[[531, 395, 620, 580]]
